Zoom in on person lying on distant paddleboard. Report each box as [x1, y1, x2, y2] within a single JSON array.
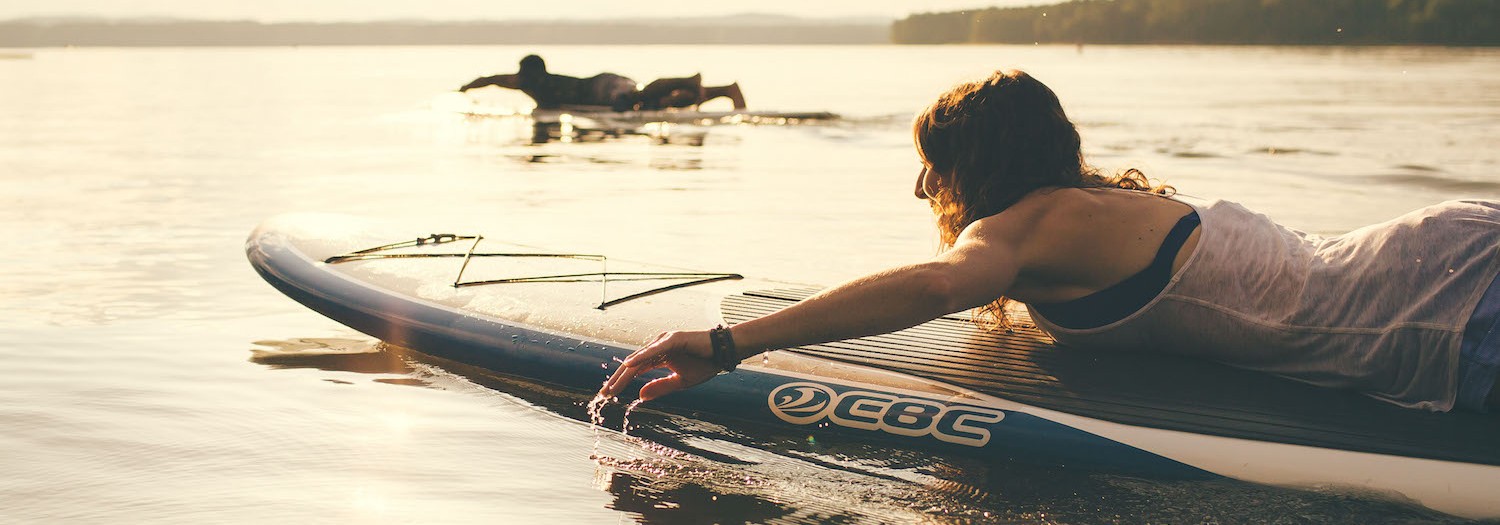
[[600, 69, 1500, 414], [458, 54, 747, 112]]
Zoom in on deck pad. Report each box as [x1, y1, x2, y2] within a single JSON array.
[[722, 288, 1500, 466]]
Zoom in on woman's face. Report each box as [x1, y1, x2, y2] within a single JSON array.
[[914, 163, 943, 200], [912, 112, 947, 201]]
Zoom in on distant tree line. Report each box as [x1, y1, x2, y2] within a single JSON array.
[[0, 19, 887, 47], [892, 0, 1499, 45]]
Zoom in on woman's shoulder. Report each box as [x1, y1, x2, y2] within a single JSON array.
[[972, 185, 1203, 250], [961, 187, 1101, 245], [994, 187, 1112, 224]]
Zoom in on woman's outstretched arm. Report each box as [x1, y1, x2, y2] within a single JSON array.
[[599, 216, 1027, 401]]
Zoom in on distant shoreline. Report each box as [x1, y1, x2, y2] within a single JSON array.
[[5, 10, 1497, 48], [894, 0, 1499, 47], [0, 18, 890, 47]]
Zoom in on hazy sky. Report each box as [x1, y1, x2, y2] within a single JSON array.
[[3, 1, 1040, 22]]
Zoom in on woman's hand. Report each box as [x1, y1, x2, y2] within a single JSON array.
[[599, 330, 721, 401]]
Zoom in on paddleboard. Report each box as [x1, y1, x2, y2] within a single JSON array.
[[246, 213, 1500, 519]]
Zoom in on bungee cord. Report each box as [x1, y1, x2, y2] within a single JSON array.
[[324, 234, 741, 309]]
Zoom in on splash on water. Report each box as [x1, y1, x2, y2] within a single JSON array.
[[587, 389, 648, 459], [621, 398, 645, 434], [588, 391, 612, 460]]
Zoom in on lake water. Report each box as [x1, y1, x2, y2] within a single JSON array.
[[2, 44, 1498, 523]]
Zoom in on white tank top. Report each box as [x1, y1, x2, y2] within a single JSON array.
[[1028, 198, 1500, 411]]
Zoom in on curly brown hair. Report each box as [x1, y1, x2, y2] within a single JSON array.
[[913, 70, 1172, 330]]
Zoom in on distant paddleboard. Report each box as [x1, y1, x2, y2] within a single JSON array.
[[450, 98, 837, 127], [247, 213, 1500, 520]]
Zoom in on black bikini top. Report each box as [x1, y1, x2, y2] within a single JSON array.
[[1031, 211, 1201, 330]]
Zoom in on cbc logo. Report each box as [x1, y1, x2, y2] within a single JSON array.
[[768, 382, 1005, 447]]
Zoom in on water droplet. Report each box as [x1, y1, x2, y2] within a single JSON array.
[[621, 398, 645, 436]]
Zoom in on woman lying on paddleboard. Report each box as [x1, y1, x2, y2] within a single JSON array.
[[600, 70, 1500, 413]]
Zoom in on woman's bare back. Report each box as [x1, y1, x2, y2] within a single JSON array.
[[998, 187, 1201, 305]]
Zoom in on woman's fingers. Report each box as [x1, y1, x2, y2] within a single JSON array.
[[600, 363, 636, 398], [600, 334, 676, 397], [621, 333, 673, 368], [639, 359, 718, 401], [606, 356, 665, 393], [639, 374, 687, 401], [600, 330, 719, 400]]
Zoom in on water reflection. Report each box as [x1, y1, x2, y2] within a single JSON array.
[[599, 471, 796, 524], [456, 113, 711, 147], [248, 338, 421, 379], [523, 121, 709, 147]]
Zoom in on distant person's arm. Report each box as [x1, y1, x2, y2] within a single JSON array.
[[459, 74, 520, 92]]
